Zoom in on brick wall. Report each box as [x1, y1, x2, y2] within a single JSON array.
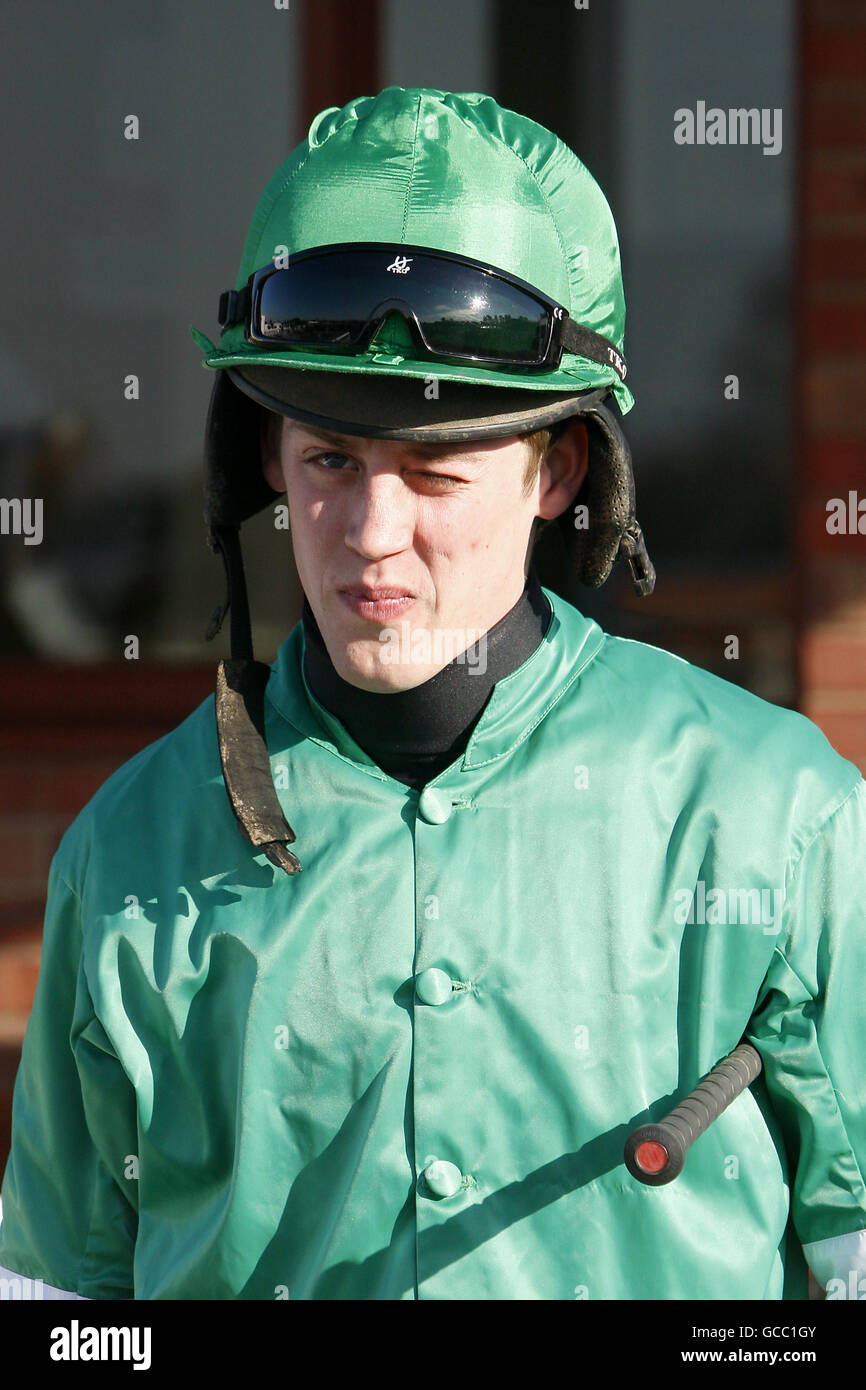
[[798, 0, 866, 774]]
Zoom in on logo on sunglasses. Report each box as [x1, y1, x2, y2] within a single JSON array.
[[386, 255, 413, 274]]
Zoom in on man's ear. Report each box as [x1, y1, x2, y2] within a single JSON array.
[[536, 418, 589, 522], [259, 408, 286, 493]]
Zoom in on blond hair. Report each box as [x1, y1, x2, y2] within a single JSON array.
[[521, 420, 569, 498]]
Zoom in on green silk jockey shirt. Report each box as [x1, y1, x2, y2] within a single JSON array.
[[1, 588, 865, 1301]]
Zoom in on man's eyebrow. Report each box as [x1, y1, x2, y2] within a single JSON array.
[[291, 425, 480, 461]]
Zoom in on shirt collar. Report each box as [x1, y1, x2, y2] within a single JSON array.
[[265, 587, 606, 782]]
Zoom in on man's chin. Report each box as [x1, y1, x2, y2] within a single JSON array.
[[335, 646, 438, 693], [322, 611, 440, 691]]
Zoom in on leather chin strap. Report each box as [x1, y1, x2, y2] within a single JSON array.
[[204, 373, 301, 874], [208, 525, 302, 875], [559, 399, 656, 596], [204, 380, 655, 877]]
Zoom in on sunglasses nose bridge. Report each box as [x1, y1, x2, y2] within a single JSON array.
[[359, 297, 426, 350], [362, 296, 420, 327]]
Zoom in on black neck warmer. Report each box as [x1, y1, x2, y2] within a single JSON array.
[[301, 567, 552, 790]]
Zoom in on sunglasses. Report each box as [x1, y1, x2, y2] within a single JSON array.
[[218, 242, 626, 380]]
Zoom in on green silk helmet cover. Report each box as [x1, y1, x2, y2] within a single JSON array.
[[191, 86, 633, 414]]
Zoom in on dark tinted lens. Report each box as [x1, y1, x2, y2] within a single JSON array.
[[257, 256, 375, 345], [256, 250, 550, 361], [414, 259, 549, 362]]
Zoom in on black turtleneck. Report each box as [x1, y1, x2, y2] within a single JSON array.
[[301, 568, 552, 789]]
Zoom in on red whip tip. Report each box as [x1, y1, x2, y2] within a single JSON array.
[[635, 1140, 669, 1174]]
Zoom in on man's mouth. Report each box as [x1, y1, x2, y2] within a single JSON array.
[[338, 586, 417, 620], [341, 586, 415, 600]]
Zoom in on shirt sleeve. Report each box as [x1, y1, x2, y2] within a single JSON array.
[[746, 777, 866, 1295], [0, 854, 137, 1299]]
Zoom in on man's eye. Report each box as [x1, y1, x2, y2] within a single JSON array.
[[309, 452, 350, 469], [307, 453, 462, 486], [420, 472, 462, 486]]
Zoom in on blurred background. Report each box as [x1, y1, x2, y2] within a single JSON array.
[[0, 0, 864, 1160]]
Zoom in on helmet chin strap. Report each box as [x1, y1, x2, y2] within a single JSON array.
[[207, 524, 302, 875], [619, 520, 656, 597], [559, 398, 656, 597]]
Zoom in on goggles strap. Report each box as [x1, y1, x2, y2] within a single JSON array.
[[558, 319, 627, 381], [218, 286, 251, 329]]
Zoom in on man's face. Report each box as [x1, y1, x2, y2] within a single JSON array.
[[261, 414, 587, 692]]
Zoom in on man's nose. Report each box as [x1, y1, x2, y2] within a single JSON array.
[[344, 473, 415, 558]]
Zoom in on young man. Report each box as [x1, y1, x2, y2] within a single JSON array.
[[0, 87, 863, 1301]]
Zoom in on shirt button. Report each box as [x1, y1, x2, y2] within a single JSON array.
[[415, 967, 453, 1006], [421, 1159, 464, 1199], [418, 788, 452, 824]]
